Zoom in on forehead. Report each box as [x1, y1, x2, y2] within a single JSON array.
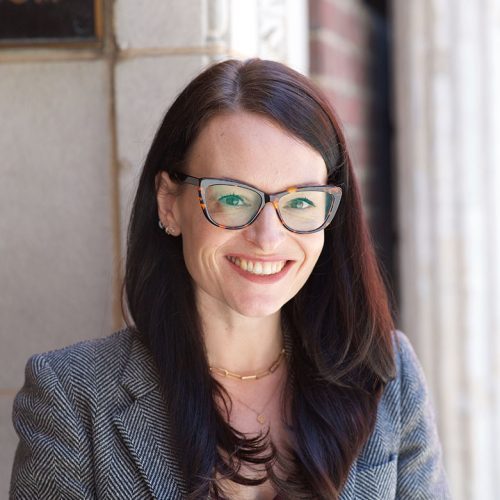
[[185, 111, 328, 189]]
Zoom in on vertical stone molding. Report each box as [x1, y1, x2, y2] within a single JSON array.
[[224, 0, 308, 72], [206, 0, 230, 61], [258, 0, 287, 61], [393, 1, 500, 499]]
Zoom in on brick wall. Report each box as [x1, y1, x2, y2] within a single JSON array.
[[309, 0, 396, 295]]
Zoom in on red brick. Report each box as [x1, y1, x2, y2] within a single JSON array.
[[310, 38, 368, 87], [349, 133, 373, 168], [309, 0, 385, 228], [309, 0, 367, 47], [323, 89, 368, 128]]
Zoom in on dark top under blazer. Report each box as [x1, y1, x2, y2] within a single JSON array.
[[10, 329, 451, 499]]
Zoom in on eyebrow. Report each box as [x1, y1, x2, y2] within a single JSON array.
[[176, 172, 332, 193], [216, 176, 328, 190]]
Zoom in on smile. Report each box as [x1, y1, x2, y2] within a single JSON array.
[[227, 256, 287, 275]]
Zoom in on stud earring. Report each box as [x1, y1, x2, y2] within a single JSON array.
[[158, 219, 172, 236]]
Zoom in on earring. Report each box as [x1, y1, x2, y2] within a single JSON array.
[[158, 219, 172, 236]]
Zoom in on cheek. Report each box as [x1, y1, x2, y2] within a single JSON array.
[[180, 222, 227, 279], [181, 228, 207, 276], [305, 232, 325, 265]]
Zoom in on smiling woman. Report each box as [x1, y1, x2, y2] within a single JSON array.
[[10, 59, 450, 499], [156, 111, 330, 320]]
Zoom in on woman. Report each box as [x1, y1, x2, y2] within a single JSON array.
[[10, 59, 450, 499]]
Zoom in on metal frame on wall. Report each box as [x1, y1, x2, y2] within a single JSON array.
[[0, 0, 103, 48]]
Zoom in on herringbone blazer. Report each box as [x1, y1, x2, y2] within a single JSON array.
[[10, 329, 450, 499]]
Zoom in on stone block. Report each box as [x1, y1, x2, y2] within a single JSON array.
[[0, 60, 115, 389], [115, 0, 205, 50], [115, 55, 206, 247]]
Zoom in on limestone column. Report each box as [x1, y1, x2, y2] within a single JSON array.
[[392, 1, 500, 498], [207, 0, 308, 72]]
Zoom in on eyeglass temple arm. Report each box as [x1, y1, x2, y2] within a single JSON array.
[[170, 172, 199, 186]]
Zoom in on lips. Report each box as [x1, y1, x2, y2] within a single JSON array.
[[227, 256, 287, 275]]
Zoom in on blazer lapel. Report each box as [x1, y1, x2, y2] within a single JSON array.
[[339, 459, 358, 500], [112, 325, 363, 499], [113, 335, 187, 499]]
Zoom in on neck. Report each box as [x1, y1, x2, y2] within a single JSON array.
[[197, 296, 284, 376]]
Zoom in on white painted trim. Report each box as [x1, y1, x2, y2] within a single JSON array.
[[284, 0, 309, 74]]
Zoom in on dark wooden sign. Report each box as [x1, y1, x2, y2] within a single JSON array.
[[0, 0, 102, 46]]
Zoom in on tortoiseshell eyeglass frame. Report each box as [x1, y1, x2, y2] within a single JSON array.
[[171, 172, 343, 234]]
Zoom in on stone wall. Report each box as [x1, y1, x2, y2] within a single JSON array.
[[0, 0, 308, 494]]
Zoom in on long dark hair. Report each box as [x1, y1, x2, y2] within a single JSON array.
[[124, 58, 396, 498]]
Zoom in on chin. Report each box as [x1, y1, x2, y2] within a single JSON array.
[[231, 298, 285, 318]]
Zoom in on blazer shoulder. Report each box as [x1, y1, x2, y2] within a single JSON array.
[[21, 328, 138, 411], [11, 329, 143, 498], [388, 335, 451, 497], [382, 329, 435, 416], [30, 328, 135, 370], [392, 329, 412, 367], [369, 330, 430, 445], [390, 329, 428, 392]]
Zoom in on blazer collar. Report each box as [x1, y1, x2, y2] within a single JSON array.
[[113, 330, 360, 499], [114, 333, 187, 499], [119, 332, 159, 399]]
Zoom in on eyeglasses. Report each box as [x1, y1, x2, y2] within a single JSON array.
[[172, 172, 342, 234]]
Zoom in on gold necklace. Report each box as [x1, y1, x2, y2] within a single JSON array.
[[232, 373, 284, 425], [209, 348, 286, 381]]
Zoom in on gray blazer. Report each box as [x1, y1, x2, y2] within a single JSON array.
[[10, 329, 451, 499]]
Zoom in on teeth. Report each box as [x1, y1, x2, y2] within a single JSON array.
[[228, 257, 286, 275]]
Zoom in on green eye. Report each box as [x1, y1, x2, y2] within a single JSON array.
[[287, 197, 315, 209], [218, 194, 248, 207]]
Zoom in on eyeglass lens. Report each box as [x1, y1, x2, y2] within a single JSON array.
[[204, 184, 334, 232]]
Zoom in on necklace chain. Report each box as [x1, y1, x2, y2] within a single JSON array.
[[209, 348, 286, 381], [232, 374, 284, 425]]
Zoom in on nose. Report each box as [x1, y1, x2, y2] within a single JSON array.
[[244, 202, 286, 252]]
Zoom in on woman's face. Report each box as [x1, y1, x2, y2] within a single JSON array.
[[158, 111, 328, 319]]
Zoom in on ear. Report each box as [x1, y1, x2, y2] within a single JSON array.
[[156, 171, 182, 236]]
